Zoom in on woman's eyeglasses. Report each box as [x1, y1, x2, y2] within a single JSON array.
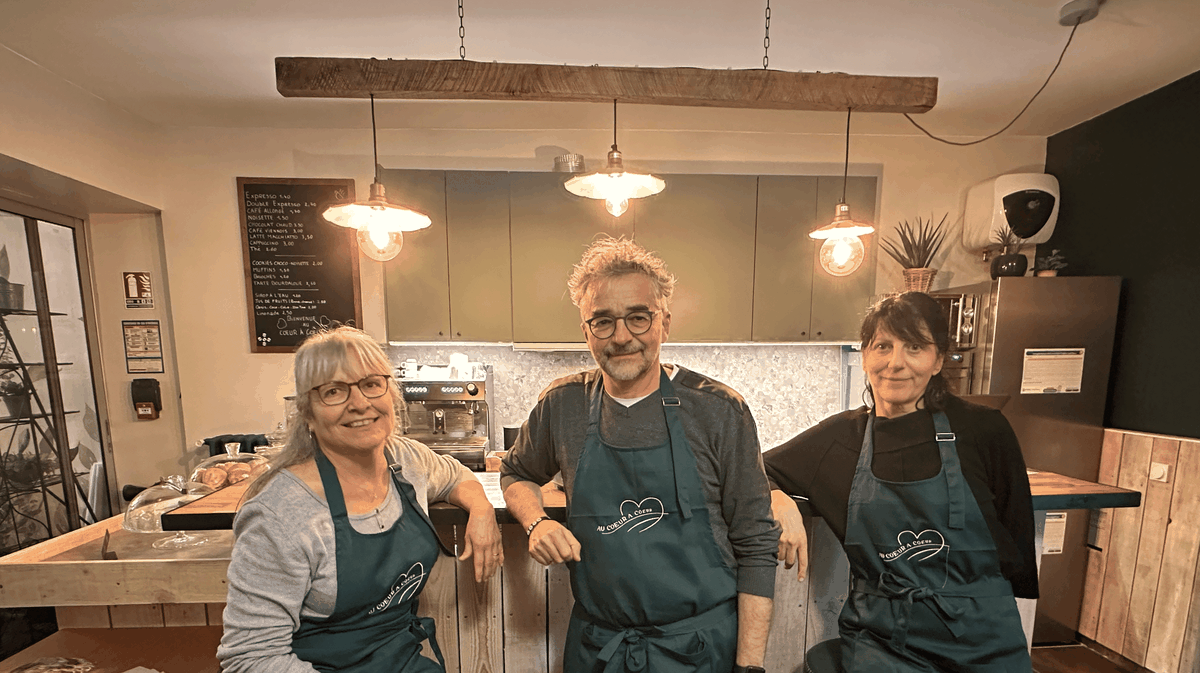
[[311, 374, 391, 406], [584, 311, 657, 339]]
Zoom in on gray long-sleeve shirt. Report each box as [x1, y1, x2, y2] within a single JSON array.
[[500, 364, 781, 599], [217, 437, 474, 673]]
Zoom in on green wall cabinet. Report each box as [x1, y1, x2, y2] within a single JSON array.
[[752, 175, 878, 342], [381, 169, 879, 344], [633, 174, 758, 342], [382, 170, 513, 342], [509, 172, 624, 344]]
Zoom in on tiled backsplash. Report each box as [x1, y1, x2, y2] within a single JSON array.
[[386, 344, 850, 451]]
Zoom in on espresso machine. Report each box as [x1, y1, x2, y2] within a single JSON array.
[[396, 359, 493, 471]]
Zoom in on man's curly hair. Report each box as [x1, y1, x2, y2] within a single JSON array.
[[567, 236, 676, 308]]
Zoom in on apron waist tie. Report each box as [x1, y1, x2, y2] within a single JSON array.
[[853, 574, 969, 650], [408, 614, 446, 669], [575, 599, 737, 673]]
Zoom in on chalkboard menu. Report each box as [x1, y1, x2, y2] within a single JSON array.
[[237, 177, 362, 353]]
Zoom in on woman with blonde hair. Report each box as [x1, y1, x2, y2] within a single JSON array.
[[219, 326, 501, 672]]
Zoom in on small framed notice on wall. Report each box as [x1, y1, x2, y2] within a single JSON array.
[[237, 178, 363, 353], [123, 320, 164, 373], [123, 271, 153, 309]]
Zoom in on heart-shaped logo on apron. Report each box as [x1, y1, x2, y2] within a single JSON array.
[[880, 529, 947, 563], [598, 497, 667, 534], [369, 561, 427, 614]]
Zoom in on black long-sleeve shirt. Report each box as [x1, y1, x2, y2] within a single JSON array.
[[763, 396, 1039, 599]]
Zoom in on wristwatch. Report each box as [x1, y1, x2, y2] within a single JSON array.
[[733, 666, 766, 673]]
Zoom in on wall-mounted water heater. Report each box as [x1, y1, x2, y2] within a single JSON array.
[[963, 173, 1060, 250]]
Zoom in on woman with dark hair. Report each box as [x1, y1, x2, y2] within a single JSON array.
[[218, 327, 502, 672], [764, 292, 1037, 672]]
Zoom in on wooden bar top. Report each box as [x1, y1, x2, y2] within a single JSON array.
[[162, 469, 1138, 532], [0, 626, 223, 672]]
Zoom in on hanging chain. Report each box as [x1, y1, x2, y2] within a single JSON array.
[[762, 0, 771, 69], [458, 0, 466, 60]]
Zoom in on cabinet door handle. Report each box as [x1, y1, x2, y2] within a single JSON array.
[[438, 331, 444, 337], [456, 331, 462, 337]]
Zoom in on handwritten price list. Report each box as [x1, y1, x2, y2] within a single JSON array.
[[238, 179, 360, 352]]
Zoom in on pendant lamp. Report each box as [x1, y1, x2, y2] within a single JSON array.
[[564, 100, 665, 217], [810, 109, 874, 276], [322, 94, 431, 262]]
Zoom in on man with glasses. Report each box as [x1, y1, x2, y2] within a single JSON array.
[[502, 237, 779, 673]]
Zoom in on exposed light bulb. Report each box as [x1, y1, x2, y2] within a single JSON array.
[[819, 235, 866, 277], [357, 227, 404, 262], [831, 238, 854, 266], [605, 198, 630, 217]]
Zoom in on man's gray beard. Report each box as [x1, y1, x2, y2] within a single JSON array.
[[597, 345, 658, 382]]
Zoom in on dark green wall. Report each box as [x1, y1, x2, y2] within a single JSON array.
[[1044, 69, 1200, 439]]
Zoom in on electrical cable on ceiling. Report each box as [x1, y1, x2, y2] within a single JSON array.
[[903, 20, 1081, 146], [458, 0, 466, 60]]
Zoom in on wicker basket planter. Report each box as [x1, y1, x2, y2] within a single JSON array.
[[902, 268, 937, 293]]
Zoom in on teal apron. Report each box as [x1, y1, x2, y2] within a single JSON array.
[[291, 449, 446, 673], [837, 411, 1030, 672], [564, 369, 738, 673]]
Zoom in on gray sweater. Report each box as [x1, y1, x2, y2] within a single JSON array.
[[217, 437, 474, 673], [500, 364, 781, 599]]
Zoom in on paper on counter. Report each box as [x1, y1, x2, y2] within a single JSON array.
[[475, 472, 506, 509]]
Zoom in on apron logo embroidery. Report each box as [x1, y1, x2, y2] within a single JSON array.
[[369, 562, 426, 614], [879, 529, 947, 562], [598, 497, 666, 534]]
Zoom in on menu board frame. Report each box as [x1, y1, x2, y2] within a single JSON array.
[[237, 177, 363, 353]]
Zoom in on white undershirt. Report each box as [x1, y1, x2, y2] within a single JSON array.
[[609, 363, 679, 407]]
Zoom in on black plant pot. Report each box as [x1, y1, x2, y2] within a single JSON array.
[[990, 254, 1028, 279]]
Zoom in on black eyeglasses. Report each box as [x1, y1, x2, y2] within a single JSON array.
[[310, 374, 391, 406], [584, 311, 657, 339]]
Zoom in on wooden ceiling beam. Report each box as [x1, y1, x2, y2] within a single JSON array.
[[275, 58, 937, 114]]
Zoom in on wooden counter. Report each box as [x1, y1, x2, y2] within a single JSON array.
[[0, 626, 223, 673], [0, 469, 1142, 673], [160, 468, 1138, 532]]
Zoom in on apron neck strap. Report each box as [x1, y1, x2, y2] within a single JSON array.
[[588, 367, 694, 519], [932, 411, 966, 530], [314, 447, 350, 522]]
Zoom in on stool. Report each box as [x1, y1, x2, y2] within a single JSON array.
[[804, 638, 843, 673]]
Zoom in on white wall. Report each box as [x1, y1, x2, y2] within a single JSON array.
[[157, 122, 1045, 445], [88, 213, 189, 490], [0, 46, 162, 209]]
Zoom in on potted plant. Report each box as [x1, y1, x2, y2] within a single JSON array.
[[0, 370, 29, 418], [880, 213, 948, 293], [1034, 249, 1067, 277], [990, 227, 1028, 279], [0, 246, 23, 310]]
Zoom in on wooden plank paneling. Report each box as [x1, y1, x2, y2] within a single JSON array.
[[163, 603, 209, 627], [419, 526, 460, 672], [1146, 439, 1200, 673], [54, 605, 111, 628], [547, 564, 572, 673], [457, 527, 503, 673], [1080, 430, 1127, 640], [1180, 548, 1200, 673], [501, 526, 548, 673], [206, 603, 225, 626], [805, 518, 849, 649], [109, 603, 165, 628], [1123, 437, 1180, 664], [764, 512, 811, 672], [1096, 433, 1153, 651]]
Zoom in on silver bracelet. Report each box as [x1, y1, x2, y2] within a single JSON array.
[[526, 515, 551, 536]]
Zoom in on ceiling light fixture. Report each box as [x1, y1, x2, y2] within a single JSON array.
[[810, 109, 874, 276], [564, 100, 665, 217], [322, 94, 431, 262]]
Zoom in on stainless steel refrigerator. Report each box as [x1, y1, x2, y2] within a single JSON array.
[[946, 276, 1122, 644]]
